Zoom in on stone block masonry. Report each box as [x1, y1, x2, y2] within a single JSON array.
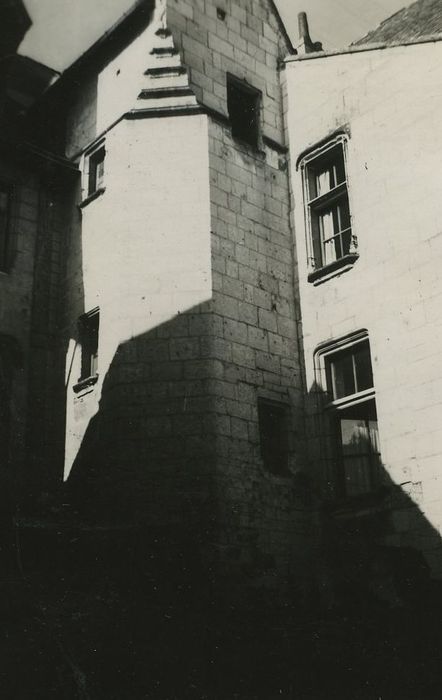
[[167, 0, 310, 586]]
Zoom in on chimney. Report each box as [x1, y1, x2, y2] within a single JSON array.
[[297, 12, 323, 54]]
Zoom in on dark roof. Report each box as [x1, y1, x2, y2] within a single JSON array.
[[0, 0, 32, 56], [355, 0, 442, 45]]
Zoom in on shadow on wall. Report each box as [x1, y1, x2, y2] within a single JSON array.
[[12, 307, 315, 699], [6, 322, 442, 699]]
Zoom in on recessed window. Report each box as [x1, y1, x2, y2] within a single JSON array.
[[301, 136, 358, 281], [78, 308, 99, 382], [258, 398, 289, 475], [87, 145, 105, 197], [227, 75, 261, 149], [0, 184, 12, 272], [319, 335, 381, 498]]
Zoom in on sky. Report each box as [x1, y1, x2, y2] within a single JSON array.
[[19, 0, 411, 72]]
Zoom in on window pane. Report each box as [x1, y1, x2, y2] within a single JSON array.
[[315, 168, 332, 197], [339, 400, 380, 496], [330, 352, 355, 399], [336, 197, 350, 233], [341, 417, 371, 456], [317, 196, 351, 266], [96, 159, 105, 189], [354, 342, 373, 392], [313, 147, 346, 197], [327, 341, 373, 400]]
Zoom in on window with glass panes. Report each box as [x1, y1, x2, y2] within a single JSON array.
[[87, 146, 105, 196], [322, 338, 381, 498], [302, 137, 357, 275]]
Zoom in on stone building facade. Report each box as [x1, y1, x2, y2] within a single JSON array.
[[3, 0, 442, 695]]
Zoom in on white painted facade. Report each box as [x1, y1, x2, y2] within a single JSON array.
[[286, 39, 442, 574]]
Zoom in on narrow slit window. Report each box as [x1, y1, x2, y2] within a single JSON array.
[[78, 309, 99, 381], [87, 146, 105, 196], [258, 398, 290, 475]]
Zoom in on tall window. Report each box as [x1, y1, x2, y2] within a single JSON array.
[[227, 75, 261, 149], [258, 398, 290, 475], [0, 184, 12, 271], [319, 334, 381, 498], [78, 309, 99, 381], [301, 136, 358, 281]]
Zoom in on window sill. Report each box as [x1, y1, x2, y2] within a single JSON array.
[[230, 129, 264, 157], [308, 253, 359, 285], [79, 187, 106, 209], [73, 374, 99, 394]]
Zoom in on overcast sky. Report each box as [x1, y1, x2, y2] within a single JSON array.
[[20, 0, 410, 72]]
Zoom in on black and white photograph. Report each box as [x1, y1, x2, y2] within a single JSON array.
[[1, 0, 442, 697]]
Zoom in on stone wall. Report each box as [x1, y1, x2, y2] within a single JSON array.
[[168, 0, 311, 586]]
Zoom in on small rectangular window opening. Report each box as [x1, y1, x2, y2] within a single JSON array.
[[227, 75, 261, 149], [78, 309, 99, 381], [258, 399, 289, 475], [87, 146, 105, 196], [0, 184, 12, 272]]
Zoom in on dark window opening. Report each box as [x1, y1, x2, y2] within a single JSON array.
[[88, 146, 105, 196], [78, 309, 99, 381], [258, 399, 289, 475], [227, 75, 261, 149], [0, 184, 12, 272]]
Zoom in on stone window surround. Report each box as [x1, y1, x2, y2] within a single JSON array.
[[314, 330, 383, 501], [79, 138, 106, 208], [299, 132, 358, 284]]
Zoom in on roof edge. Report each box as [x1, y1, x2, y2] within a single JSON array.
[[53, 0, 155, 90], [285, 32, 442, 63], [267, 0, 296, 55]]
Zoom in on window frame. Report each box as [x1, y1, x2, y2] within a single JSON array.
[[315, 332, 382, 500], [300, 134, 358, 283], [75, 307, 100, 392], [81, 140, 106, 206], [226, 73, 262, 150]]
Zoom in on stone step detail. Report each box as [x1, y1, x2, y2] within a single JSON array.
[[136, 23, 197, 111]]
